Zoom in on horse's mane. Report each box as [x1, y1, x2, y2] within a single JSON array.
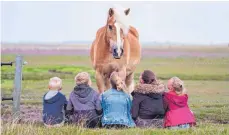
[[129, 26, 139, 39], [107, 5, 130, 36]]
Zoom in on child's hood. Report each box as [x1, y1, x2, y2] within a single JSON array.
[[73, 84, 95, 104], [164, 91, 188, 107], [43, 91, 61, 104], [132, 80, 166, 99]]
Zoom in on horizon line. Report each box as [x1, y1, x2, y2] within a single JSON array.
[[1, 41, 229, 46]]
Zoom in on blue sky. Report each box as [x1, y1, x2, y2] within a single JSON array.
[[1, 1, 229, 44]]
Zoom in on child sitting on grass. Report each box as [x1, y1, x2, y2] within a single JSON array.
[[163, 77, 196, 129], [66, 72, 102, 128], [43, 77, 67, 127], [131, 70, 165, 128], [101, 71, 135, 128]]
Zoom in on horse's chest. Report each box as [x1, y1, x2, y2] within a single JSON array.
[[101, 61, 133, 78], [102, 61, 123, 73]]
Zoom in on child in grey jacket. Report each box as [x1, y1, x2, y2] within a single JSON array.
[[66, 72, 102, 128]]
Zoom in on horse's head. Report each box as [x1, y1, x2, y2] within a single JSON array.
[[106, 7, 130, 59]]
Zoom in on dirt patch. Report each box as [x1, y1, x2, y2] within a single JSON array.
[[1, 104, 42, 124], [48, 69, 73, 74]]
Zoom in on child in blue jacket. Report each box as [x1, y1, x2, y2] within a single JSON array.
[[101, 71, 135, 128], [43, 77, 67, 127]]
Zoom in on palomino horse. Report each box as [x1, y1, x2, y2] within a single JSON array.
[[90, 6, 141, 93]]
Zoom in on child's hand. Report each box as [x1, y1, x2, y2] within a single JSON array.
[[46, 125, 52, 128]]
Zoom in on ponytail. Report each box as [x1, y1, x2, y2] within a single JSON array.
[[110, 72, 128, 93], [171, 77, 186, 95], [173, 84, 183, 95], [116, 77, 125, 90]]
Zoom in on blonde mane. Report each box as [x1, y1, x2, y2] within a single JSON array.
[[112, 5, 130, 35]]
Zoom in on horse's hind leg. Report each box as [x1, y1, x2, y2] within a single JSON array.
[[95, 70, 105, 93]]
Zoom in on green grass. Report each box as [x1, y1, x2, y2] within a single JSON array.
[[1, 55, 229, 81], [1, 53, 229, 134]]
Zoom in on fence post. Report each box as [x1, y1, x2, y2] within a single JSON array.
[[12, 55, 23, 121]]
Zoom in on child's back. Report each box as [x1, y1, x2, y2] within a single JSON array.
[[163, 91, 195, 128], [68, 84, 100, 111], [101, 72, 135, 128], [66, 72, 102, 128], [43, 77, 67, 126], [102, 88, 135, 128], [67, 84, 101, 126], [43, 91, 67, 125], [163, 77, 196, 129], [131, 70, 165, 128]]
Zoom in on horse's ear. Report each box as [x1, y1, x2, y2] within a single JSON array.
[[124, 8, 130, 15], [109, 8, 114, 17]]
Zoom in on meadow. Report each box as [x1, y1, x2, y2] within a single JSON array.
[[1, 45, 229, 134]]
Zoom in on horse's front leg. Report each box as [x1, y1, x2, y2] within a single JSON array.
[[104, 76, 111, 90], [125, 72, 135, 94], [95, 70, 105, 94]]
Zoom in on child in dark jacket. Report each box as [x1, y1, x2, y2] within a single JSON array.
[[163, 77, 196, 129], [131, 70, 166, 128], [43, 77, 67, 127], [66, 72, 102, 128]]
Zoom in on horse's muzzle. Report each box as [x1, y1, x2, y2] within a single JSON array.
[[113, 48, 123, 59]]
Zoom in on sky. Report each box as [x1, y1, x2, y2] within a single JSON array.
[[1, 1, 229, 45]]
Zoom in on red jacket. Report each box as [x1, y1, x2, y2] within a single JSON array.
[[163, 91, 196, 127]]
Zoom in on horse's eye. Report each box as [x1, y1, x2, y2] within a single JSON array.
[[108, 25, 112, 30]]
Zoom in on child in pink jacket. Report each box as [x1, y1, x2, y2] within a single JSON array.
[[163, 77, 196, 129]]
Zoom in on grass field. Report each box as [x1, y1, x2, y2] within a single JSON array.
[[2, 123, 229, 135], [1, 46, 229, 134]]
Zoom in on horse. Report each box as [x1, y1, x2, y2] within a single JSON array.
[[90, 6, 141, 93]]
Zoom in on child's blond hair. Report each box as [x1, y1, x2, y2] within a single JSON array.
[[75, 72, 91, 86], [48, 77, 62, 90], [110, 71, 128, 94], [168, 77, 186, 95]]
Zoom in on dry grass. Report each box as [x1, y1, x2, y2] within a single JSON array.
[[1, 122, 229, 135]]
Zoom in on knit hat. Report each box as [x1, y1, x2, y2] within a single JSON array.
[[141, 70, 156, 84], [75, 72, 91, 85]]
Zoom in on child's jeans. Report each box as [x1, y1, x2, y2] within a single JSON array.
[[44, 121, 64, 128], [135, 117, 164, 128], [167, 124, 190, 129]]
